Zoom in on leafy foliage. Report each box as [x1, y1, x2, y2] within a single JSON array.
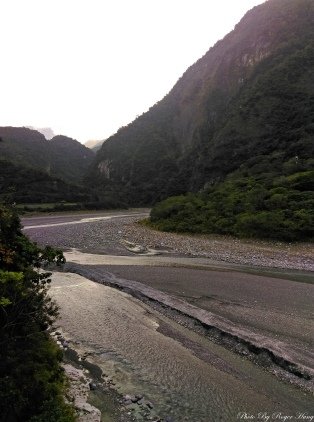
[[0, 204, 75, 421], [150, 166, 314, 241]]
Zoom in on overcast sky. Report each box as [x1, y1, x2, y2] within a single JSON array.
[[1, 0, 264, 144]]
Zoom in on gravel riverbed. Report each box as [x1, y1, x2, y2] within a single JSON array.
[[123, 220, 314, 271], [24, 213, 314, 272]]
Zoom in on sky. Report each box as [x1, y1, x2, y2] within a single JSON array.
[[1, 0, 264, 144]]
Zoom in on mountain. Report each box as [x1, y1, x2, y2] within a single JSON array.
[[0, 160, 92, 204], [0, 127, 95, 184], [26, 126, 55, 140], [87, 0, 314, 210], [48, 135, 95, 182], [85, 139, 104, 152]]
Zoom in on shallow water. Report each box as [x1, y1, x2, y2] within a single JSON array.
[[23, 212, 148, 230], [50, 272, 314, 422]]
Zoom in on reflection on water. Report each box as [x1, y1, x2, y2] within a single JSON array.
[[23, 213, 147, 230], [50, 272, 313, 422]]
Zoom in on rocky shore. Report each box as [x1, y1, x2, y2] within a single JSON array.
[[24, 213, 314, 272], [123, 220, 314, 271], [50, 327, 176, 422]]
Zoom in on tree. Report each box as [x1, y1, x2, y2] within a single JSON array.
[[0, 204, 75, 422]]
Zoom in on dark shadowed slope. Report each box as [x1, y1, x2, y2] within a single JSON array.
[[0, 127, 94, 184]]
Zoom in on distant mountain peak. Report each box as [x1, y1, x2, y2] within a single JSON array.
[[25, 126, 55, 140], [85, 139, 104, 152]]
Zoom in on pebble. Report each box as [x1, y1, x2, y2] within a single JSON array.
[[89, 382, 97, 390]]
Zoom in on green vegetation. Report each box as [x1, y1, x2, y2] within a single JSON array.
[[0, 127, 94, 184], [0, 160, 127, 210], [17, 201, 127, 213], [0, 160, 93, 204], [0, 204, 75, 421], [150, 164, 314, 241]]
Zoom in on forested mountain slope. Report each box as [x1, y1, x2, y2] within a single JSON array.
[[0, 160, 92, 204], [87, 0, 314, 209], [0, 127, 94, 184]]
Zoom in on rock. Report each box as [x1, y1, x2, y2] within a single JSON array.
[[146, 401, 154, 409], [131, 395, 141, 403], [62, 364, 101, 421], [124, 399, 133, 406], [89, 382, 97, 391]]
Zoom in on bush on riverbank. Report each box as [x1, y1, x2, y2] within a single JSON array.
[[17, 199, 128, 214], [150, 168, 314, 241], [0, 203, 75, 421]]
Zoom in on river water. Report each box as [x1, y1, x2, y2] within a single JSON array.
[[50, 272, 313, 422], [23, 212, 314, 422]]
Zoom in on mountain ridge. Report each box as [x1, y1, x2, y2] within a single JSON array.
[[87, 0, 314, 206], [0, 126, 95, 184]]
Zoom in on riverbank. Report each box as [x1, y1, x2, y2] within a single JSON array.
[[23, 213, 314, 271], [125, 220, 314, 271]]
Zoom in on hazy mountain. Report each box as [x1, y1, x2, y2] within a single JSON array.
[[85, 139, 104, 152], [87, 0, 314, 210], [0, 159, 92, 204], [26, 126, 55, 140], [0, 127, 95, 184]]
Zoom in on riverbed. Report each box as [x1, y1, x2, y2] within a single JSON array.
[[22, 210, 314, 422]]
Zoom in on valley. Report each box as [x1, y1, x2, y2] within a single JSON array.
[[1, 1, 314, 420]]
